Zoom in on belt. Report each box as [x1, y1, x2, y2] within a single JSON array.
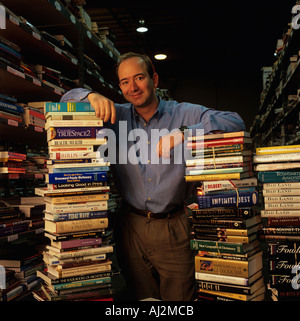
[[129, 204, 183, 219]]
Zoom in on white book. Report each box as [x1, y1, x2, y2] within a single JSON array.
[[263, 182, 300, 189], [45, 200, 108, 214], [254, 162, 300, 171], [45, 119, 103, 130], [264, 203, 300, 210], [264, 196, 300, 203], [263, 189, 300, 196], [48, 138, 107, 146], [261, 210, 300, 217], [202, 178, 257, 192], [253, 152, 300, 163]]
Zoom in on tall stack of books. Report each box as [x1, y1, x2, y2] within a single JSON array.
[[185, 131, 265, 301], [34, 101, 114, 301], [253, 144, 300, 301]]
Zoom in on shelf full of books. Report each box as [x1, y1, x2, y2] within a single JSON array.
[[185, 131, 266, 301], [250, 4, 300, 148], [31, 102, 116, 301], [253, 144, 300, 301]]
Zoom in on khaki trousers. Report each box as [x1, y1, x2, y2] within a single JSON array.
[[114, 206, 196, 301]]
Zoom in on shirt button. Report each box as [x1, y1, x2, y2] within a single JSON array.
[[147, 197, 151, 201], [144, 123, 146, 126], [147, 141, 150, 144], [147, 160, 150, 163], [148, 178, 151, 182]]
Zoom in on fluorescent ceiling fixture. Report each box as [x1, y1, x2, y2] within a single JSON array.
[[154, 54, 167, 60], [136, 19, 148, 33]]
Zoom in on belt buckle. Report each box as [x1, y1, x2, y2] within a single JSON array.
[[147, 211, 153, 219]]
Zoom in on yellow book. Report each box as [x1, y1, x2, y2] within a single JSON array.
[[185, 171, 251, 181], [256, 144, 300, 155], [44, 193, 109, 204], [195, 251, 263, 278], [198, 285, 265, 301]]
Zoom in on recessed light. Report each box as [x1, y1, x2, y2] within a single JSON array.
[[154, 54, 167, 60], [136, 19, 148, 33]]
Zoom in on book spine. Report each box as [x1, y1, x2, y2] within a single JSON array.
[[59, 263, 111, 278], [263, 189, 300, 196], [185, 172, 248, 181], [46, 201, 108, 214], [45, 102, 95, 112], [264, 196, 300, 203], [49, 151, 100, 159], [53, 277, 111, 290], [46, 271, 111, 285], [48, 146, 94, 152], [263, 182, 300, 189], [0, 100, 23, 114], [196, 280, 253, 295], [269, 258, 299, 274], [269, 243, 300, 256], [48, 181, 105, 190], [46, 218, 108, 233], [192, 219, 247, 229], [45, 120, 103, 128], [48, 138, 106, 146], [51, 166, 109, 173], [47, 193, 109, 204], [190, 239, 246, 254], [49, 211, 108, 222], [258, 171, 300, 183], [192, 207, 255, 219], [264, 203, 300, 210], [195, 271, 249, 286], [47, 127, 104, 141], [197, 192, 258, 208], [194, 234, 252, 243], [47, 171, 107, 184], [253, 153, 300, 163], [262, 227, 300, 235], [202, 178, 258, 192], [195, 255, 255, 278], [264, 217, 300, 226]]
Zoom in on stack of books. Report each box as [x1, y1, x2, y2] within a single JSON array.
[[33, 101, 114, 301], [0, 243, 44, 301], [253, 144, 300, 301], [185, 131, 265, 301], [0, 151, 26, 174]]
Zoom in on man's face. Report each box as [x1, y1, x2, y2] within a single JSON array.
[[118, 57, 158, 108]]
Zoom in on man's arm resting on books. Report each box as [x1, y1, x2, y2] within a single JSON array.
[[60, 88, 116, 124]]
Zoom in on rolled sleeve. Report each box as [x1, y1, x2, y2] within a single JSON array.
[[60, 88, 92, 102]]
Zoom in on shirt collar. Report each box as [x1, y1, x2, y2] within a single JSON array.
[[131, 96, 164, 121]]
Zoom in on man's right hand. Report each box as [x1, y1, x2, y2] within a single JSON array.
[[87, 92, 116, 124]]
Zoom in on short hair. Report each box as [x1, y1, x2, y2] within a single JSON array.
[[116, 52, 155, 79]]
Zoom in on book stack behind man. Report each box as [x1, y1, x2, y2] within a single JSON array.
[[33, 101, 114, 301], [253, 144, 300, 301], [185, 131, 265, 301]]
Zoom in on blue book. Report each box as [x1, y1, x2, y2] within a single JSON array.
[[0, 100, 23, 115], [197, 192, 258, 209], [257, 171, 300, 183], [49, 211, 108, 222], [45, 102, 95, 112], [51, 166, 110, 173], [47, 171, 107, 184]]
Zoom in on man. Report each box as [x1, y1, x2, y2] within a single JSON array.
[[61, 52, 245, 300]]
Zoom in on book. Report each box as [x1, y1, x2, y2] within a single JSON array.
[[186, 165, 251, 176], [44, 211, 108, 222], [47, 260, 112, 278], [188, 131, 250, 141], [187, 137, 252, 149], [253, 152, 300, 163], [186, 155, 252, 167], [44, 193, 109, 204], [48, 151, 102, 160], [46, 171, 107, 184], [47, 138, 107, 146], [190, 239, 260, 254], [45, 102, 95, 112], [264, 196, 300, 203], [197, 192, 258, 208], [196, 276, 264, 295], [257, 171, 300, 183], [256, 144, 300, 155], [195, 269, 262, 286], [191, 207, 256, 219], [45, 201, 108, 214], [254, 162, 300, 171], [185, 171, 252, 181], [195, 251, 263, 278], [47, 127, 104, 141], [45, 119, 103, 129], [44, 218, 109, 234]]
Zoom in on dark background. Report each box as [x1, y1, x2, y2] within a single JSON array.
[[85, 0, 297, 130]]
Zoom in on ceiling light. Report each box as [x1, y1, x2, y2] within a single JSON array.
[[136, 19, 148, 33], [154, 54, 167, 60]]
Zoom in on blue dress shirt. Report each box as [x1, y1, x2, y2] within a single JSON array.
[[60, 88, 245, 213]]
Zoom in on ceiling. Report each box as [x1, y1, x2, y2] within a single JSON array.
[[83, 0, 297, 128]]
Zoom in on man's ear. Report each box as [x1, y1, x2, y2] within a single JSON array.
[[152, 72, 159, 89]]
